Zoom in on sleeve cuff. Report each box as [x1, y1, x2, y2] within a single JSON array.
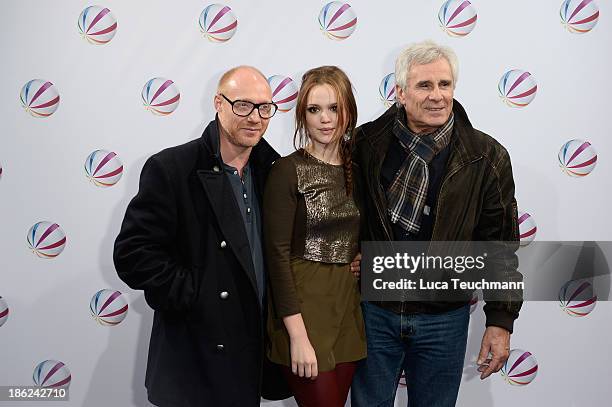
[[484, 309, 516, 333], [275, 303, 301, 319]]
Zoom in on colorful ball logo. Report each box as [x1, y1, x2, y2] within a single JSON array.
[[141, 78, 180, 115], [85, 150, 123, 187], [199, 4, 238, 42], [560, 0, 599, 33], [319, 2, 357, 40], [498, 70, 537, 108], [501, 349, 538, 385], [20, 79, 60, 117], [518, 211, 537, 246], [559, 279, 597, 316], [27, 221, 67, 258], [379, 73, 396, 108], [90, 289, 128, 325], [558, 139, 597, 177], [33, 360, 71, 388], [0, 296, 8, 327], [438, 0, 478, 37], [78, 5, 117, 44], [268, 75, 298, 112]]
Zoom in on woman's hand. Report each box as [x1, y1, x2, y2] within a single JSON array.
[[290, 334, 318, 379], [350, 252, 361, 278], [283, 313, 318, 379]]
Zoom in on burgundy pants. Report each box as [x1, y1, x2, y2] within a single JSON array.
[[281, 362, 358, 407]]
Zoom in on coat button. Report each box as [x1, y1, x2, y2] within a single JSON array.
[[213, 165, 220, 172], [220, 291, 229, 299], [216, 344, 224, 352], [220, 240, 227, 249]]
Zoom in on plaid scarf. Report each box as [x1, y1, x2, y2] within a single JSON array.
[[386, 109, 454, 235]]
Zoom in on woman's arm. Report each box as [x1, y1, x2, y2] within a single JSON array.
[[263, 156, 318, 378]]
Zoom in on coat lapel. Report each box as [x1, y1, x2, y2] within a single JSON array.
[[196, 118, 259, 297], [197, 169, 259, 295]]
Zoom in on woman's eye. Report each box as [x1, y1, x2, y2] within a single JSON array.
[[307, 107, 319, 113], [330, 105, 338, 112]]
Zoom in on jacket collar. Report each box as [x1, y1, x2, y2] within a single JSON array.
[[449, 99, 484, 165], [366, 99, 484, 166]]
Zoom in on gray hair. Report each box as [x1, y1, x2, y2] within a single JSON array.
[[394, 40, 459, 90]]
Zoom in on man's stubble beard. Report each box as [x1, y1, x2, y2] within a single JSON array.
[[226, 129, 264, 149]]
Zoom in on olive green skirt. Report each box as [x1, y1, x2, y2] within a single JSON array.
[[267, 258, 366, 372]]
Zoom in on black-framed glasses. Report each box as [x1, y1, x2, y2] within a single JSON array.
[[220, 94, 278, 119]]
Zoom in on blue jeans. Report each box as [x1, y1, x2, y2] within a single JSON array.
[[351, 302, 470, 407]]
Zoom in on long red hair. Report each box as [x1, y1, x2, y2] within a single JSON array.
[[293, 66, 357, 195]]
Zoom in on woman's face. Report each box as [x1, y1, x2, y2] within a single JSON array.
[[305, 83, 339, 149]]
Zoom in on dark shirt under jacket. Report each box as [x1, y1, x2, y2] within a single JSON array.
[[223, 162, 265, 306]]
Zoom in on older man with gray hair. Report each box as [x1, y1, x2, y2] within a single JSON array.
[[351, 41, 522, 406]]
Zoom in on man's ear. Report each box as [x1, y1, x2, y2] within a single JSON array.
[[213, 94, 222, 112], [395, 85, 405, 106]]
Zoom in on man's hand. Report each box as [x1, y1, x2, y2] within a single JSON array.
[[350, 252, 361, 278], [477, 326, 510, 379]]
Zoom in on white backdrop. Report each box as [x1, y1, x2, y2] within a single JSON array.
[[1, 0, 611, 406]]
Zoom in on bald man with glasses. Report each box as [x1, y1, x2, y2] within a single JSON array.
[[114, 66, 291, 406]]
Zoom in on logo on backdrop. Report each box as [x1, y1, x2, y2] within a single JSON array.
[[318, 2, 357, 40], [268, 75, 298, 112], [199, 4, 238, 42], [141, 78, 180, 115], [559, 279, 597, 317], [20, 80, 60, 117], [498, 69, 537, 108], [438, 0, 477, 37], [558, 139, 597, 177], [560, 0, 599, 33], [379, 73, 396, 108], [501, 350, 538, 386], [78, 5, 117, 44], [0, 296, 8, 328], [85, 150, 123, 187], [0, 160, 3, 179], [90, 289, 129, 325], [27, 221, 67, 258], [518, 211, 537, 246], [33, 360, 71, 388]]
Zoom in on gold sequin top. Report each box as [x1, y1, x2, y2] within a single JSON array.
[[263, 149, 360, 316]]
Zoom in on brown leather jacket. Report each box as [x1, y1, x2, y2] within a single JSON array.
[[353, 100, 522, 332]]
